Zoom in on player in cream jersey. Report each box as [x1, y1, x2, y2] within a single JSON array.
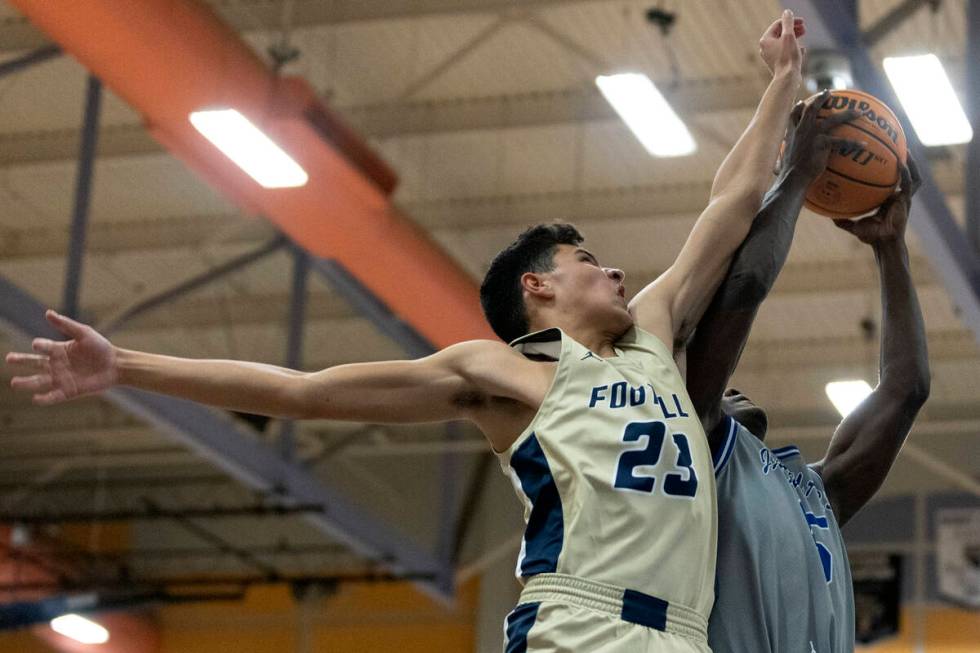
[[497, 326, 716, 648], [7, 13, 806, 653]]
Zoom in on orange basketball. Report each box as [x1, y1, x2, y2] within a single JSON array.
[[804, 89, 908, 219]]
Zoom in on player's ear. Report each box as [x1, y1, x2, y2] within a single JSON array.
[[521, 271, 554, 300]]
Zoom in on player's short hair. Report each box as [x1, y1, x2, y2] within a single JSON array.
[[480, 222, 584, 343]]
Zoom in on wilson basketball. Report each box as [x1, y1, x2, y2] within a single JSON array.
[[805, 89, 908, 218]]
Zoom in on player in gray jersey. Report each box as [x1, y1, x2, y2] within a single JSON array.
[[682, 99, 930, 653]]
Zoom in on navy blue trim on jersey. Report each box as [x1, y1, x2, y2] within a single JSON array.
[[509, 327, 561, 346], [772, 445, 801, 459], [621, 589, 669, 631], [510, 433, 564, 576], [504, 602, 540, 653], [712, 416, 738, 476]]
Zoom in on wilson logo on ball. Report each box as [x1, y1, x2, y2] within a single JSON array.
[[822, 94, 901, 145]]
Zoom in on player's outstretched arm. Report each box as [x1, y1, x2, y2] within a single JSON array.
[[629, 11, 804, 348], [685, 101, 863, 438], [6, 310, 543, 431], [811, 159, 930, 526]]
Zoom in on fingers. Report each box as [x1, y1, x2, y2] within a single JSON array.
[[10, 373, 52, 394], [32, 338, 57, 355], [34, 389, 69, 407], [794, 18, 806, 38], [790, 101, 805, 126], [45, 309, 87, 339], [781, 9, 795, 41], [5, 352, 48, 370], [907, 154, 922, 193], [898, 162, 912, 196], [820, 109, 861, 131], [800, 89, 830, 126], [763, 18, 781, 40]]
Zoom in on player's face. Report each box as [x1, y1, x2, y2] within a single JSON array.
[[546, 245, 633, 333], [721, 388, 769, 440]]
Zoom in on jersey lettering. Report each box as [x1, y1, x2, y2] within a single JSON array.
[[801, 502, 833, 583]]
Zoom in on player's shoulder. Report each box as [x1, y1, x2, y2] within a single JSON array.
[[443, 339, 555, 397], [441, 338, 532, 367]]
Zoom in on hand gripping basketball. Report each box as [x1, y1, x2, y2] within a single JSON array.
[[5, 310, 119, 405], [833, 156, 922, 244], [782, 90, 864, 181]]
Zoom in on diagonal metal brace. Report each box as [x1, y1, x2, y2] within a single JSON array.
[[0, 273, 448, 597]]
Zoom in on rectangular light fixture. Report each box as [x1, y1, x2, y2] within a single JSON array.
[[50, 614, 110, 645], [825, 380, 873, 418], [882, 54, 973, 146], [595, 73, 697, 157], [189, 109, 309, 188]]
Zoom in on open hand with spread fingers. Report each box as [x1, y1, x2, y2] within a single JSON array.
[[5, 309, 119, 405]]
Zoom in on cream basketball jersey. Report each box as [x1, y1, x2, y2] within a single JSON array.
[[496, 327, 717, 619]]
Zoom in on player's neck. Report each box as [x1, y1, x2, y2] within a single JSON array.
[[530, 315, 619, 358]]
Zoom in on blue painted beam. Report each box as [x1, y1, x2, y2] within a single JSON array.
[[311, 258, 436, 358], [967, 0, 980, 253], [0, 44, 60, 78], [279, 246, 310, 461], [0, 273, 448, 598], [101, 236, 286, 335], [61, 75, 102, 319], [785, 0, 980, 346]]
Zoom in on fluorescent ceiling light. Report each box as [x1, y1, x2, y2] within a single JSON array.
[[595, 73, 696, 157], [882, 54, 973, 146], [189, 109, 309, 188], [50, 614, 110, 645], [825, 380, 873, 418]]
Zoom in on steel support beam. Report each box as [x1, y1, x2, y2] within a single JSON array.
[[311, 258, 436, 359], [279, 247, 310, 460], [61, 75, 101, 319], [100, 235, 286, 335], [435, 423, 465, 594], [0, 273, 449, 598], [967, 0, 980, 253], [785, 0, 980, 346], [0, 44, 59, 77], [861, 0, 934, 48], [142, 498, 282, 579], [0, 503, 324, 524], [0, 75, 762, 169]]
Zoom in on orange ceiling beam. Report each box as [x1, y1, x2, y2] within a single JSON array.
[[9, 0, 494, 348]]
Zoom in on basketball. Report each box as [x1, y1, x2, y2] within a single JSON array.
[[804, 89, 908, 218]]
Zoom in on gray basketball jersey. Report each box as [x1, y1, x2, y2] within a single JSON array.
[[707, 417, 854, 653]]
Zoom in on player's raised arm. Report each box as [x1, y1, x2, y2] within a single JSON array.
[[629, 10, 804, 349], [685, 101, 863, 437], [6, 310, 545, 442], [811, 159, 930, 526]]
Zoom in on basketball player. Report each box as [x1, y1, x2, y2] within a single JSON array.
[[7, 12, 808, 652], [683, 105, 929, 651]]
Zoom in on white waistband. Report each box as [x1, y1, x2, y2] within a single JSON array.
[[518, 573, 707, 643]]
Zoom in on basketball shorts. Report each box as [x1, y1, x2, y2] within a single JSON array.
[[503, 573, 711, 653]]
